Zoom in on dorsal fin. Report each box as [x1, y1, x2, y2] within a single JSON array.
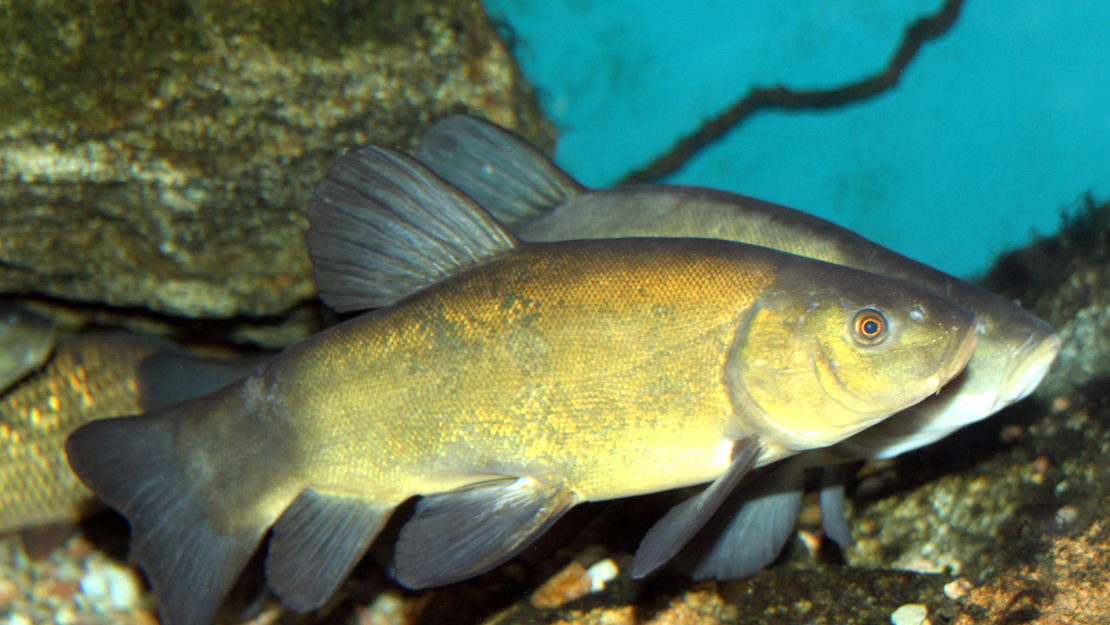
[[307, 146, 518, 312], [416, 115, 584, 227]]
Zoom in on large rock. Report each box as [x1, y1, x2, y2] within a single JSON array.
[[0, 0, 553, 323]]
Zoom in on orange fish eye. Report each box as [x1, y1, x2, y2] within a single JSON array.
[[853, 309, 888, 344]]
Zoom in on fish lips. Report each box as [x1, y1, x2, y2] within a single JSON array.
[[994, 330, 1062, 409]]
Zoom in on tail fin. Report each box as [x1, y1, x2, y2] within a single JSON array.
[[66, 415, 268, 625], [416, 115, 585, 227]]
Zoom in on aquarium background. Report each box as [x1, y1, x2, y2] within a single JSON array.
[[483, 0, 1110, 279]]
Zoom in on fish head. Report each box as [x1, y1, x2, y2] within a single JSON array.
[[983, 310, 1060, 410], [725, 268, 979, 452]]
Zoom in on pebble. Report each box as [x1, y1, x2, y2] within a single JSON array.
[[943, 577, 974, 601], [797, 529, 823, 557], [531, 561, 592, 608], [1056, 505, 1079, 526], [890, 603, 928, 625], [585, 558, 618, 592], [79, 555, 144, 611]]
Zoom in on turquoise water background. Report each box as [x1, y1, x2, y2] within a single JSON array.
[[483, 0, 1110, 279]]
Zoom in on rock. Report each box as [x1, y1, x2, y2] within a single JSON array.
[[0, 0, 553, 341]]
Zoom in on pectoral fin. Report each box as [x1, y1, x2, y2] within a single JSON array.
[[819, 464, 855, 547], [392, 477, 578, 589], [631, 437, 761, 578], [680, 456, 805, 580], [265, 489, 394, 612]]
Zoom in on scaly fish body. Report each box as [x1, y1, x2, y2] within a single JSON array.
[[182, 240, 968, 512], [66, 146, 978, 625], [516, 185, 1060, 456], [415, 115, 1060, 578], [0, 334, 165, 534], [0, 334, 262, 536]]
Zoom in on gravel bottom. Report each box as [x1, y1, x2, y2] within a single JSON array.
[[0, 534, 154, 625]]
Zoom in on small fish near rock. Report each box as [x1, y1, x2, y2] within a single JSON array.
[[66, 142, 979, 625]]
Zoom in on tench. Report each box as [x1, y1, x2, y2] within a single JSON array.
[[0, 304, 55, 393], [0, 333, 261, 537], [416, 115, 1060, 578], [66, 146, 978, 625]]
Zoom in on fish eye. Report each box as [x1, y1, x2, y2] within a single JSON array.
[[852, 308, 888, 345]]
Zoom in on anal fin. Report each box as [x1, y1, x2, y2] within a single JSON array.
[[631, 437, 761, 578], [392, 477, 578, 589], [265, 489, 393, 612]]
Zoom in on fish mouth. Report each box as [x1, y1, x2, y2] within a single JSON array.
[[995, 331, 1062, 408]]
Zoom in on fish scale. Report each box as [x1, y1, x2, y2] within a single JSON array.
[[0, 334, 168, 534]]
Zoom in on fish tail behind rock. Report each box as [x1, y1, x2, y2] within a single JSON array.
[[66, 414, 268, 625], [416, 115, 585, 226]]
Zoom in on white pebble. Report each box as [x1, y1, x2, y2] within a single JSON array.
[[103, 563, 142, 610], [79, 557, 143, 611], [890, 603, 928, 625], [585, 558, 618, 592], [79, 569, 107, 602], [54, 606, 78, 625], [6, 613, 32, 625]]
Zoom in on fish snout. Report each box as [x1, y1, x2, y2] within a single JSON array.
[[998, 330, 1062, 405]]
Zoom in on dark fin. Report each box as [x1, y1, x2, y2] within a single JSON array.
[[631, 437, 762, 578], [416, 115, 585, 226], [19, 522, 76, 560], [307, 145, 518, 312], [680, 457, 805, 580], [138, 352, 268, 412], [819, 464, 856, 547], [66, 416, 267, 625], [391, 477, 578, 589], [0, 302, 55, 392], [265, 489, 393, 613]]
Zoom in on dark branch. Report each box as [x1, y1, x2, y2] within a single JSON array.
[[617, 0, 966, 186]]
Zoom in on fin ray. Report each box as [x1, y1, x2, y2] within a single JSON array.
[[66, 415, 267, 625], [681, 457, 805, 580], [631, 437, 761, 578], [417, 115, 584, 226], [308, 145, 517, 312], [266, 489, 393, 612], [392, 477, 577, 589]]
